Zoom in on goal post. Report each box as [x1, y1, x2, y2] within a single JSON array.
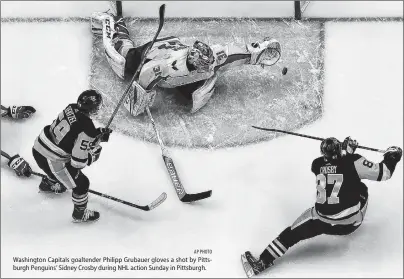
[[109, 1, 122, 17], [294, 1, 310, 20]]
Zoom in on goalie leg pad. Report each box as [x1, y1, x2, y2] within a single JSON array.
[[91, 12, 110, 36], [94, 12, 133, 79], [124, 81, 156, 116], [190, 74, 217, 113]]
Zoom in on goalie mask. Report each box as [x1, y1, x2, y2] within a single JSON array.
[[320, 137, 342, 161], [187, 41, 215, 72]]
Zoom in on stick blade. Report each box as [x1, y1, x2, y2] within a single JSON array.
[[180, 190, 212, 203], [147, 192, 167, 210], [162, 155, 212, 203]]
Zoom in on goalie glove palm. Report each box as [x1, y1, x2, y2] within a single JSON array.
[[247, 38, 281, 66]]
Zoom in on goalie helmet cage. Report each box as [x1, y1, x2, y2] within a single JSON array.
[[294, 1, 310, 20], [109, 1, 122, 17]]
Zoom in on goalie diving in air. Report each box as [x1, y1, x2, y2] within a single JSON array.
[[90, 11, 282, 116]]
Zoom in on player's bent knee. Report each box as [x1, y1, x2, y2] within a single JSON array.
[[72, 172, 90, 195]]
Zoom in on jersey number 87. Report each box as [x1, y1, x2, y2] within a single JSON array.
[[316, 174, 343, 205]]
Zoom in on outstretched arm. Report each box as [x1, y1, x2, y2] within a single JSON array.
[[354, 147, 402, 181], [211, 38, 281, 72]]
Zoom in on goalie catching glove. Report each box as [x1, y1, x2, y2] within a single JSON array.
[[8, 154, 32, 177], [247, 38, 281, 67]]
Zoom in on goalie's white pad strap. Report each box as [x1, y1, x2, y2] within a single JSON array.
[[191, 74, 217, 113], [103, 16, 126, 79]]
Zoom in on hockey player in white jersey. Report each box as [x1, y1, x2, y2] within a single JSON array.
[[91, 12, 282, 115]]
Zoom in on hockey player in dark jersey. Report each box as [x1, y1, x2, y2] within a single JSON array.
[[1, 104, 36, 119], [32, 90, 112, 223], [241, 137, 402, 277], [1, 104, 36, 177], [91, 12, 282, 115]]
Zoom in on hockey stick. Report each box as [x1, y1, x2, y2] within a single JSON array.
[[1, 151, 166, 211], [252, 126, 386, 153], [29, 171, 167, 211], [146, 106, 212, 203], [103, 4, 165, 131], [1, 150, 11, 159]]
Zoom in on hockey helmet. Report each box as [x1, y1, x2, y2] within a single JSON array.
[[187, 41, 215, 72], [320, 137, 342, 161], [77, 90, 103, 115]]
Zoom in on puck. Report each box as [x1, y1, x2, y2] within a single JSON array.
[[282, 67, 288, 75]]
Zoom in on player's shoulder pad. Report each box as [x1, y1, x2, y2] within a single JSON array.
[[75, 110, 98, 137], [348, 153, 363, 162], [311, 156, 323, 173]]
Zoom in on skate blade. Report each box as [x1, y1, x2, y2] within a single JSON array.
[[241, 254, 255, 278], [38, 189, 65, 195], [72, 218, 100, 224]]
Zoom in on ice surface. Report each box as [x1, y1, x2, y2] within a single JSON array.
[[1, 2, 403, 278], [90, 19, 324, 148]]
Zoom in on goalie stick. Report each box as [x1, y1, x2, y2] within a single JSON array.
[[145, 105, 212, 203], [252, 126, 386, 153], [1, 151, 166, 211]]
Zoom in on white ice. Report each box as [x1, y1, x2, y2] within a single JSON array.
[[1, 2, 403, 278]]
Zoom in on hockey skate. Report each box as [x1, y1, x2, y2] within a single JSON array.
[[72, 207, 100, 223], [241, 251, 273, 278], [38, 177, 67, 194]]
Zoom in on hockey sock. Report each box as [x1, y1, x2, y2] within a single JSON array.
[[72, 192, 88, 211], [260, 233, 290, 265], [260, 238, 288, 264]]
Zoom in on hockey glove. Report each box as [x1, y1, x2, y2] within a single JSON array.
[[342, 136, 358, 155], [247, 38, 281, 67], [87, 145, 102, 166], [97, 127, 113, 142], [8, 154, 32, 177], [8, 106, 36, 119], [384, 146, 402, 163]]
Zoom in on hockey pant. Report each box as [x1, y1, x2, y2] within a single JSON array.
[[260, 194, 369, 265], [32, 148, 90, 209]]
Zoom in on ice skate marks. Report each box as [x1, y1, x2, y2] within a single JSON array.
[[90, 19, 324, 149]]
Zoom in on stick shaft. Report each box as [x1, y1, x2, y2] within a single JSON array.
[[1, 150, 11, 159], [252, 126, 385, 153], [105, 4, 165, 129]]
